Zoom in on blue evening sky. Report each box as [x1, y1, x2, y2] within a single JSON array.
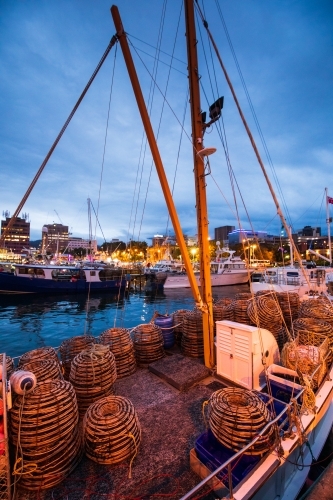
[[1, 0, 332, 244]]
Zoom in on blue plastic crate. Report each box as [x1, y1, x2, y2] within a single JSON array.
[[255, 391, 289, 431], [268, 378, 303, 404], [195, 429, 260, 489]]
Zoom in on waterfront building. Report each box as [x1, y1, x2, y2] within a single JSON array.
[[228, 228, 269, 245], [214, 225, 235, 246], [0, 215, 30, 253], [296, 225, 321, 237], [67, 238, 97, 253], [41, 223, 68, 254]]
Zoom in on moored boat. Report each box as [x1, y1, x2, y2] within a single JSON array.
[[1, 1, 332, 498], [164, 244, 253, 289], [251, 263, 333, 298], [0, 262, 129, 294]]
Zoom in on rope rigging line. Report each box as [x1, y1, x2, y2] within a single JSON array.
[[134, 2, 185, 241], [123, 0, 170, 247], [93, 42, 118, 243], [165, 89, 189, 237], [194, 0, 310, 286], [0, 35, 118, 248], [195, 2, 274, 263], [89, 200, 108, 246], [125, 32, 187, 71], [126, 37, 194, 155], [194, 9, 257, 257], [211, 0, 294, 231]]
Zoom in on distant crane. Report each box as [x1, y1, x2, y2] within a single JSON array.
[[54, 209, 63, 225]]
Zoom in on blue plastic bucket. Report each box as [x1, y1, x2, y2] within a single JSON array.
[[154, 315, 175, 348]]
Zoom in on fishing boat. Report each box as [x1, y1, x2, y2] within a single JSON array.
[[164, 244, 252, 289], [252, 189, 333, 299], [1, 2, 333, 499], [251, 263, 332, 298], [110, 3, 333, 499], [0, 262, 129, 294]]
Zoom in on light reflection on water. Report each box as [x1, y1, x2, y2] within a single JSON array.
[[0, 284, 249, 360]]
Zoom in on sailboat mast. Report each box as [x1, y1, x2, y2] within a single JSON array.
[[184, 0, 214, 367]]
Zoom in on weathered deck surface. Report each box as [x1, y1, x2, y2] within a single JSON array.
[[15, 348, 221, 500]]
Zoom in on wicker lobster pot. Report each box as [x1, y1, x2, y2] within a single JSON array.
[[213, 298, 234, 323], [17, 358, 64, 382], [172, 309, 192, 345], [59, 335, 96, 380], [131, 324, 165, 366], [232, 295, 252, 325], [298, 297, 333, 326], [18, 346, 60, 368], [83, 395, 141, 465], [276, 292, 300, 327], [10, 380, 82, 490], [292, 316, 333, 364], [99, 327, 136, 378], [281, 330, 329, 389], [69, 344, 117, 417], [208, 387, 278, 455], [181, 310, 204, 358], [0, 355, 14, 377], [247, 295, 283, 340]]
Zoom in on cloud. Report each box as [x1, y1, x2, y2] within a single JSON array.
[[1, 0, 332, 246]]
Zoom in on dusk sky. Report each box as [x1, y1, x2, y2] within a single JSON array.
[[1, 0, 332, 245]]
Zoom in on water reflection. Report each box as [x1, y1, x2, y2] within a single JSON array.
[[0, 285, 250, 359]]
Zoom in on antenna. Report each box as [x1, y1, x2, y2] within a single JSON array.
[[54, 209, 63, 225]]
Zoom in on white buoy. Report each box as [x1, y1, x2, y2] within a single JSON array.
[[10, 371, 37, 395]]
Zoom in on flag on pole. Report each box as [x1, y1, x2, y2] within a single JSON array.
[[327, 196, 333, 204]]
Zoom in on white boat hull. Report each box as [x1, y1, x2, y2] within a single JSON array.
[[164, 271, 251, 289], [251, 282, 311, 297]]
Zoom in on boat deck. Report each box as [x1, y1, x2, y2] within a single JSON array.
[[15, 347, 221, 500]]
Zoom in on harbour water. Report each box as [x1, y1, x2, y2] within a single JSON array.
[[0, 284, 250, 360]]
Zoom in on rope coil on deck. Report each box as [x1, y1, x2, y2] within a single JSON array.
[[208, 387, 279, 455]]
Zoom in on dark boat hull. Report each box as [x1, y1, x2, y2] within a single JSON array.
[[0, 272, 127, 295]]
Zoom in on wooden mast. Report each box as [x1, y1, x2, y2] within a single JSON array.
[[184, 0, 214, 367], [111, 2, 215, 367]]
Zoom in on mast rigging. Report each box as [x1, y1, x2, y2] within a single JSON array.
[[111, 1, 216, 367], [0, 36, 117, 249]]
